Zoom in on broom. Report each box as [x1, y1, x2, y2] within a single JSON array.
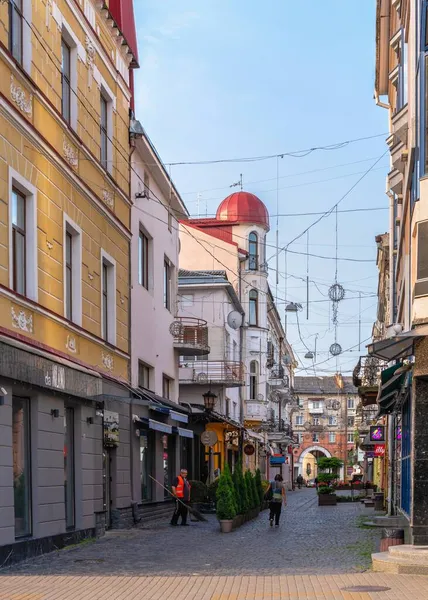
[[149, 475, 208, 522]]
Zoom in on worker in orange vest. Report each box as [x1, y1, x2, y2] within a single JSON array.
[[170, 468, 191, 526]]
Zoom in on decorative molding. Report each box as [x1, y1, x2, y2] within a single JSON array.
[[10, 76, 33, 117], [88, 272, 94, 281], [63, 137, 78, 168], [46, 0, 52, 29], [66, 335, 77, 353], [102, 189, 114, 208], [102, 352, 114, 372], [46, 240, 53, 250], [11, 307, 34, 333], [86, 35, 96, 87]]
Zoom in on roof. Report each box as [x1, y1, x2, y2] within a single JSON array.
[[293, 376, 358, 395], [108, 0, 139, 67], [178, 269, 243, 313], [216, 191, 270, 229]]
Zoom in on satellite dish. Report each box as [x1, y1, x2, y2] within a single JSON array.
[[227, 310, 243, 330]]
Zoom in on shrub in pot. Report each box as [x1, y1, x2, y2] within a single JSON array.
[[216, 465, 236, 533], [189, 480, 208, 504]]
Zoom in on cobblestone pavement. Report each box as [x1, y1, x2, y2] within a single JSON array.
[[2, 489, 428, 599]]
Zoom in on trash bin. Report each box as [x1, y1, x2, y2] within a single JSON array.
[[374, 492, 384, 511], [380, 528, 404, 552]]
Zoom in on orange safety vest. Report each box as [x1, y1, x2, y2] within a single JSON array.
[[175, 475, 191, 499]]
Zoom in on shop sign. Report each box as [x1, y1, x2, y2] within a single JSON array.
[[365, 451, 375, 458], [104, 410, 119, 447], [270, 454, 285, 465], [374, 444, 386, 457], [370, 426, 385, 442], [45, 364, 65, 390], [201, 430, 218, 447], [244, 443, 255, 456]]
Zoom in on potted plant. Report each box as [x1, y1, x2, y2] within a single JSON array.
[[318, 486, 337, 506], [216, 464, 236, 533], [255, 469, 264, 509]]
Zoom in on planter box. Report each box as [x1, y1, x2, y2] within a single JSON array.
[[318, 494, 337, 506]]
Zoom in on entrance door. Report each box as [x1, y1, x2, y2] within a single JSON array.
[[103, 449, 112, 528], [64, 407, 75, 529]]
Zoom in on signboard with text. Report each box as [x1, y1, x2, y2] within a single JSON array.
[[374, 444, 386, 457]]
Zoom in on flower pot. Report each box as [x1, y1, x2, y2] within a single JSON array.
[[318, 494, 337, 506], [219, 519, 233, 533]]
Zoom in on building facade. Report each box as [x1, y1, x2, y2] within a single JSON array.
[[292, 377, 359, 482], [0, 0, 139, 562]]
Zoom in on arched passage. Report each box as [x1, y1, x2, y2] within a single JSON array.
[[297, 446, 332, 480]]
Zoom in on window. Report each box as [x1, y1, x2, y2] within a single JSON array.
[[101, 251, 116, 344], [249, 360, 258, 400], [164, 259, 171, 310], [180, 294, 194, 308], [61, 38, 71, 123], [140, 430, 154, 501], [11, 188, 26, 296], [313, 433, 319, 443], [138, 361, 151, 390], [313, 401, 320, 409], [313, 417, 320, 426], [417, 221, 428, 281], [347, 398, 355, 410], [65, 231, 72, 320], [162, 375, 171, 400], [233, 402, 237, 419], [347, 433, 354, 444], [248, 232, 258, 270], [347, 417, 355, 428], [13, 396, 31, 538], [100, 94, 108, 169], [295, 415, 303, 426], [329, 432, 336, 443], [64, 407, 75, 529], [328, 416, 337, 426], [249, 289, 258, 325], [9, 0, 23, 64], [138, 230, 149, 289], [225, 398, 230, 417], [63, 217, 82, 325]]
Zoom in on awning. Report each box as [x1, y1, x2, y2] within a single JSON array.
[[149, 403, 170, 415], [173, 427, 194, 438], [377, 363, 407, 416], [368, 325, 428, 361], [247, 430, 265, 442], [170, 410, 188, 424], [149, 419, 172, 434]]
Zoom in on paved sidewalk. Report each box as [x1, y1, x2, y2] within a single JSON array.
[[1, 573, 428, 599]]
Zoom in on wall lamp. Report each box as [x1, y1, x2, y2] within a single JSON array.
[[86, 417, 94, 425], [0, 387, 7, 406], [51, 409, 60, 418]]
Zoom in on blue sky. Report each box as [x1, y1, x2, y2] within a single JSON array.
[[133, 1, 388, 376]]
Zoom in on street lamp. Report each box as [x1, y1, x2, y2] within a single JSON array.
[[304, 334, 318, 360], [203, 390, 217, 411]]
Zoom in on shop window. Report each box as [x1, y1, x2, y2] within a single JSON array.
[[13, 396, 31, 538], [140, 430, 154, 501]]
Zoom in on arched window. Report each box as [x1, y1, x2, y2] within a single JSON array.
[[248, 232, 258, 270], [249, 289, 258, 325], [250, 360, 258, 400]]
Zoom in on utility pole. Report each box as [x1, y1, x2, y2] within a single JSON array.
[[344, 393, 348, 482]]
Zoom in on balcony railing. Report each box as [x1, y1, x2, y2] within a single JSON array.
[[245, 401, 268, 421], [353, 355, 387, 406], [171, 317, 210, 356], [179, 360, 244, 387], [308, 406, 324, 415]]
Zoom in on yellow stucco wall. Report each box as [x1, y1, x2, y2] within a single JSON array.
[[0, 1, 132, 379]]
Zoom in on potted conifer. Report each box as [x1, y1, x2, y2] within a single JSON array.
[[216, 464, 236, 533]]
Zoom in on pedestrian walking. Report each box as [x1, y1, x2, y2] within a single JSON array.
[[170, 468, 191, 526], [266, 474, 287, 527], [296, 474, 304, 489]]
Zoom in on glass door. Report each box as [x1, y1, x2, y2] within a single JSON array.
[[140, 430, 153, 501], [12, 397, 31, 538], [64, 407, 75, 529]]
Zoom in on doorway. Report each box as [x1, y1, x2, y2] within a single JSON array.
[[103, 449, 112, 528]]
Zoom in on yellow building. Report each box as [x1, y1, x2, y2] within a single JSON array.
[[0, 0, 139, 559]]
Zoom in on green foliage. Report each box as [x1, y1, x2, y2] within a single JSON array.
[[251, 472, 259, 509], [317, 457, 343, 473], [317, 472, 336, 484], [189, 480, 208, 503], [255, 469, 264, 505], [244, 470, 258, 509], [216, 466, 237, 521], [261, 480, 270, 495], [318, 486, 333, 495], [222, 463, 238, 515]]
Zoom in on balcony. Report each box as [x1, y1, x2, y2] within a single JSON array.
[[308, 405, 324, 415], [391, 103, 408, 145], [171, 317, 210, 356], [387, 168, 403, 195], [387, 135, 407, 175], [245, 401, 268, 421], [179, 360, 244, 387], [268, 366, 290, 393], [353, 355, 387, 406]]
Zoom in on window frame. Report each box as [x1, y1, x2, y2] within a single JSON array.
[[329, 432, 336, 444], [138, 361, 151, 390], [100, 93, 108, 170], [164, 258, 172, 311], [138, 229, 149, 290], [249, 360, 258, 400], [162, 375, 171, 400], [8, 168, 38, 301], [11, 187, 26, 296], [100, 250, 116, 345], [347, 398, 355, 410], [248, 232, 258, 270], [63, 214, 82, 326], [295, 415, 303, 426], [249, 289, 258, 326], [347, 433, 355, 444], [61, 37, 71, 124], [9, 0, 23, 65]]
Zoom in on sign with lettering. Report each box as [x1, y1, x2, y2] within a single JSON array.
[[375, 444, 386, 457], [103, 411, 119, 447], [45, 364, 65, 390], [270, 454, 285, 465], [370, 426, 385, 442]]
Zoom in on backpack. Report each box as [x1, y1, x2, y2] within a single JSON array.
[[271, 481, 283, 502]]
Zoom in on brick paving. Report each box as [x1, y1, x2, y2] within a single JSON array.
[[1, 489, 428, 598]]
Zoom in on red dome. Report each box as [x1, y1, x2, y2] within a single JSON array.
[[216, 191, 270, 229]]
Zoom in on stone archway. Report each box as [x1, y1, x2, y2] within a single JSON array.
[[297, 445, 331, 478]]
